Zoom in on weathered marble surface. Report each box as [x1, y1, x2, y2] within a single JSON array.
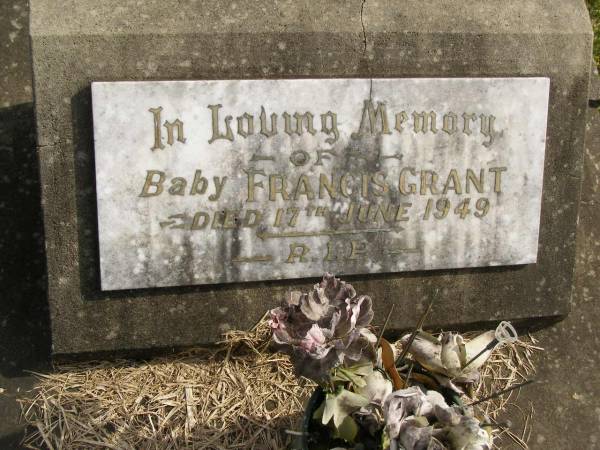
[[92, 78, 549, 290]]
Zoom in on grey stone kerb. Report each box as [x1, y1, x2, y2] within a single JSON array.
[[30, 0, 593, 355]]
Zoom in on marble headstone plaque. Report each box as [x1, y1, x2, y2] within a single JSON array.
[[92, 78, 549, 290]]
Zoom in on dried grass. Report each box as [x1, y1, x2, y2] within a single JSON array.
[[20, 319, 315, 450], [20, 322, 542, 450], [468, 333, 543, 449]]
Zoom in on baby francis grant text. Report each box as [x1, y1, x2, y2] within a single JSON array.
[[137, 167, 505, 231], [139, 167, 506, 201]]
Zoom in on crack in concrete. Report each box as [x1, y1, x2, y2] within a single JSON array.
[[360, 0, 372, 101], [360, 0, 367, 53]]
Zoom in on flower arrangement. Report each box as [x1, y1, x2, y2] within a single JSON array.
[[269, 273, 528, 450]]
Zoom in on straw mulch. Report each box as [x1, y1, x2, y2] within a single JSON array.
[[470, 334, 543, 449], [20, 323, 542, 450], [20, 319, 316, 450]]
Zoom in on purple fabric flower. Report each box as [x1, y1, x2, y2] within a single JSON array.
[[269, 273, 376, 382]]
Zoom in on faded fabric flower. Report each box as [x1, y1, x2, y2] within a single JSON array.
[[352, 367, 393, 435], [399, 323, 517, 388], [269, 273, 376, 382], [355, 367, 393, 406], [384, 386, 491, 450], [398, 332, 483, 389], [384, 386, 444, 449], [434, 405, 491, 450]]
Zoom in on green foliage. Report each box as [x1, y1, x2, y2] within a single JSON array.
[[321, 387, 369, 443], [331, 364, 373, 389], [588, 0, 600, 67], [334, 416, 360, 443]]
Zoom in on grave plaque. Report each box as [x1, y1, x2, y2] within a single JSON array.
[[93, 78, 549, 290], [30, 0, 592, 354]]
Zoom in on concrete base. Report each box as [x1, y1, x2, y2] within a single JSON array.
[[29, 0, 593, 355]]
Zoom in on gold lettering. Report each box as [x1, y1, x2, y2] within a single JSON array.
[[357, 204, 371, 223], [324, 240, 337, 261], [243, 168, 266, 202], [294, 112, 316, 135], [283, 112, 293, 135], [260, 106, 277, 138], [287, 207, 300, 227], [466, 169, 485, 194], [283, 112, 316, 136], [242, 210, 263, 227], [348, 240, 368, 260], [315, 206, 328, 216], [412, 111, 437, 133], [149, 107, 185, 149], [273, 208, 284, 227], [237, 112, 254, 138], [164, 119, 186, 146], [286, 243, 310, 263], [222, 209, 238, 229], [320, 111, 339, 144], [442, 169, 462, 194], [480, 114, 495, 147], [191, 212, 209, 230], [340, 174, 353, 197], [139, 170, 165, 197], [351, 100, 391, 138], [338, 203, 356, 224], [361, 174, 369, 198], [315, 149, 336, 166], [189, 170, 208, 195], [395, 111, 408, 132], [211, 211, 223, 229], [209, 177, 227, 201], [168, 177, 187, 195], [293, 175, 315, 200], [208, 104, 234, 143], [371, 172, 389, 196], [372, 202, 396, 223], [289, 150, 310, 167], [395, 203, 411, 221], [149, 107, 165, 151], [442, 112, 457, 135], [399, 168, 417, 194], [319, 173, 338, 199], [489, 167, 507, 193], [420, 170, 440, 195], [269, 174, 290, 201], [462, 113, 476, 135]]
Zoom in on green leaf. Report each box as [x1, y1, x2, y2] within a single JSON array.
[[381, 429, 391, 450], [335, 368, 367, 388], [351, 363, 374, 376], [331, 364, 374, 388], [322, 388, 369, 428], [335, 415, 359, 443]]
